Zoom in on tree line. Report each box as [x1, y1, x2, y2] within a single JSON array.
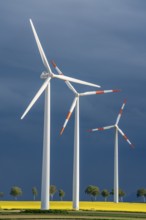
[[85, 186, 146, 202], [0, 185, 146, 202], [85, 185, 125, 201], [0, 185, 65, 201]]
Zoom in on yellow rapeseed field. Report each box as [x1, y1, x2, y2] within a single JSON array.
[[0, 201, 145, 212]]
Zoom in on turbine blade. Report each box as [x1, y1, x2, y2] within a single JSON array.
[[51, 60, 63, 75], [53, 73, 100, 88], [116, 99, 126, 125], [117, 126, 134, 148], [65, 81, 78, 94], [21, 77, 51, 119], [80, 89, 120, 96], [88, 125, 115, 132], [60, 97, 78, 135], [51, 60, 77, 94], [30, 19, 52, 73]]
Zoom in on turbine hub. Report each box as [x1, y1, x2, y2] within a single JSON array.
[[115, 124, 118, 129]]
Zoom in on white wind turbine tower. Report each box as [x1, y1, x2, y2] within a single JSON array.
[[88, 100, 134, 203], [21, 19, 101, 210], [52, 60, 120, 210]]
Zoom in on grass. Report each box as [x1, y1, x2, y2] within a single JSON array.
[[0, 210, 146, 220], [0, 201, 146, 213]]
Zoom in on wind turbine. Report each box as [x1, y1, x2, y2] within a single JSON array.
[[21, 19, 101, 210], [88, 100, 134, 203], [51, 60, 120, 210]]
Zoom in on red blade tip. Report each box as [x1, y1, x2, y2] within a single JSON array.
[[60, 127, 64, 136], [51, 60, 56, 68], [113, 89, 121, 93]]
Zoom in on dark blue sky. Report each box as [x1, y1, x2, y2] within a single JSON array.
[[0, 0, 146, 202]]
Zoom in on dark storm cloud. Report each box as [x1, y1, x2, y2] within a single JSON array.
[[0, 0, 146, 201]]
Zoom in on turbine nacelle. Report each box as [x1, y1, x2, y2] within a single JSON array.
[[41, 71, 60, 79], [40, 71, 50, 79]]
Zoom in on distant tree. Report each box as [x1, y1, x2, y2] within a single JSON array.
[[101, 189, 110, 201], [137, 188, 146, 202], [91, 186, 100, 201], [32, 187, 38, 201], [110, 188, 125, 202], [50, 185, 57, 200], [85, 185, 93, 199], [59, 189, 65, 201], [85, 185, 94, 201], [0, 192, 4, 200], [10, 186, 22, 200], [85, 185, 93, 195], [119, 189, 126, 202], [85, 185, 100, 201]]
